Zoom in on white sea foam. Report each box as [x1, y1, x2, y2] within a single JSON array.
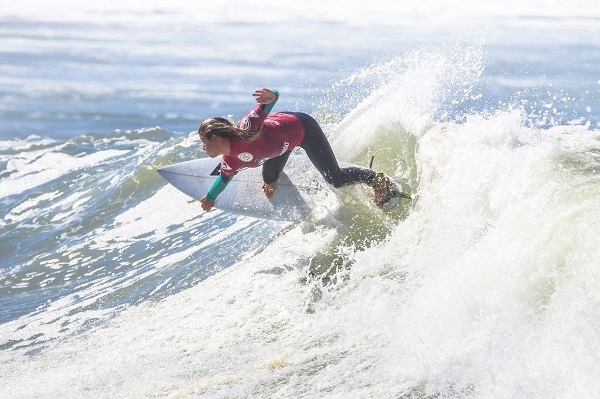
[[0, 149, 129, 198]]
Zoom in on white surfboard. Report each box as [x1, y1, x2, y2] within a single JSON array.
[[157, 155, 342, 221], [157, 155, 406, 221]]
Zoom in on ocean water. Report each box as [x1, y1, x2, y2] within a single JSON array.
[[1, 1, 600, 398]]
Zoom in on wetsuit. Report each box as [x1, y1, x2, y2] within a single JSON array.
[[205, 91, 376, 202]]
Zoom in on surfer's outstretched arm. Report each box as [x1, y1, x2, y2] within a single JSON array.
[[200, 174, 232, 211]]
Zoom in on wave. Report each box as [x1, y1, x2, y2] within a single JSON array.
[[1, 42, 600, 398]]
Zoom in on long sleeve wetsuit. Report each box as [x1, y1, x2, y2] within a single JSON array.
[[205, 90, 376, 203]]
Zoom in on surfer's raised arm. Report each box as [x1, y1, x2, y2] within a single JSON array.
[[196, 87, 401, 214], [252, 88, 279, 113]]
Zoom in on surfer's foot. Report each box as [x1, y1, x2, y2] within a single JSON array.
[[371, 173, 390, 207], [262, 182, 276, 198], [371, 173, 401, 210]]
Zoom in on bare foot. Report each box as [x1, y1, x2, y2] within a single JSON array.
[[371, 173, 391, 208], [262, 182, 276, 198]]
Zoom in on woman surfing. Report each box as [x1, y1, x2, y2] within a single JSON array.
[[198, 88, 400, 212]]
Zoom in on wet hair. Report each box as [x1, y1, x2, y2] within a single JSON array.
[[198, 117, 262, 142]]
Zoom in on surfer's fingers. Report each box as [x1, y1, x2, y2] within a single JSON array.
[[252, 88, 268, 97], [252, 88, 274, 103], [199, 196, 214, 211]]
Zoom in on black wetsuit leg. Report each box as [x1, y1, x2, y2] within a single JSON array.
[[284, 112, 375, 188], [262, 150, 292, 184]]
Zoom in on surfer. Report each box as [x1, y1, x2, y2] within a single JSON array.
[[198, 88, 397, 212]]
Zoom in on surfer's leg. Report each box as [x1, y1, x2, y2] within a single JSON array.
[[262, 151, 292, 184], [287, 112, 376, 188]]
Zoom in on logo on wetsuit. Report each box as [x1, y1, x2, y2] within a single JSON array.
[[238, 152, 254, 162], [238, 117, 251, 132], [239, 110, 259, 133], [221, 159, 232, 171], [264, 119, 280, 126], [280, 141, 289, 154]]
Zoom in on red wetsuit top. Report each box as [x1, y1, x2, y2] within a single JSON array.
[[220, 105, 305, 177]]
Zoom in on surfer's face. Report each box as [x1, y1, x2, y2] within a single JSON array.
[[200, 134, 219, 157]]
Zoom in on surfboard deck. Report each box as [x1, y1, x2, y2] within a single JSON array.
[[157, 155, 404, 222]]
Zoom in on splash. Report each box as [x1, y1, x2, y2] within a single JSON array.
[[327, 40, 485, 162]]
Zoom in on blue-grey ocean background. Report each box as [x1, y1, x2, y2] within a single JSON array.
[[1, 1, 600, 398]]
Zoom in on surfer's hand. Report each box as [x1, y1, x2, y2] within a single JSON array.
[[262, 182, 276, 199], [252, 88, 277, 104], [200, 196, 214, 211]]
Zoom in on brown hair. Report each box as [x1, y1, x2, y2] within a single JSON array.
[[198, 117, 262, 142]]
